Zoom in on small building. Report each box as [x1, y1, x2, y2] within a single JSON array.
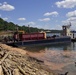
[[62, 25, 72, 37]]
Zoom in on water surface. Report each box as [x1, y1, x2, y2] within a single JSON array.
[[22, 42, 76, 75]]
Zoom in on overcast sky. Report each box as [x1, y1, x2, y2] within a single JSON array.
[[0, 0, 76, 30]]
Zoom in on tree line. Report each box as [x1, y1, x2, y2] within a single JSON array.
[[0, 18, 62, 33]]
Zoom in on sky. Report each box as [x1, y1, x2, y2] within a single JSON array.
[[0, 0, 76, 30]]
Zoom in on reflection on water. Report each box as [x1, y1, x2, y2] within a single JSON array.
[[25, 42, 76, 52], [23, 42, 76, 75]]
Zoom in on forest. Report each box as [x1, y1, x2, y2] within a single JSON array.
[[0, 18, 62, 33]]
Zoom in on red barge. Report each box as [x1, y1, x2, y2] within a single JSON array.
[[7, 32, 71, 47]]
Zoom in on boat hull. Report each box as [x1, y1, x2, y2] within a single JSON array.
[[12, 36, 71, 46]]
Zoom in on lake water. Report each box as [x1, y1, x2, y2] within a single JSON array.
[[21, 33, 76, 75]]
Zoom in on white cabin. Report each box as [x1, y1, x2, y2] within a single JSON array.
[[62, 25, 71, 36]]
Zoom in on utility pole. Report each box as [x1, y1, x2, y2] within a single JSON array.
[[28, 25, 30, 33], [16, 27, 19, 32], [16, 27, 19, 42]]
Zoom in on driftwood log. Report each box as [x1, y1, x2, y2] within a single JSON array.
[[0, 52, 10, 65], [0, 44, 57, 75], [13, 69, 19, 75], [0, 65, 4, 75]]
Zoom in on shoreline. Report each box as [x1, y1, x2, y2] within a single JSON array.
[[0, 43, 58, 75]]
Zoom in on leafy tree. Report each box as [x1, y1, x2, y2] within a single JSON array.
[[0, 17, 62, 33]]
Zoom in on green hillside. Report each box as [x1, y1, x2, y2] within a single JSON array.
[[0, 18, 62, 33]]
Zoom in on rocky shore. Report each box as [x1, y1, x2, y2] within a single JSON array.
[[0, 43, 57, 75]]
